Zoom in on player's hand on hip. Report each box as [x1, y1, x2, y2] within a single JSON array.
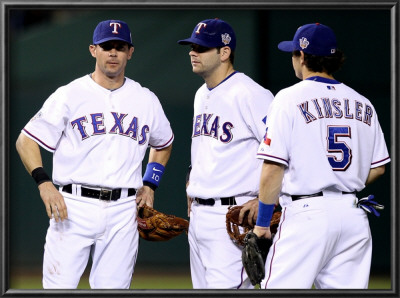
[[240, 197, 259, 226], [135, 186, 154, 208], [38, 181, 68, 222], [253, 225, 272, 240]]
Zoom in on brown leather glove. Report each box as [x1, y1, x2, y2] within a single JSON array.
[[226, 205, 281, 246], [137, 205, 189, 241]]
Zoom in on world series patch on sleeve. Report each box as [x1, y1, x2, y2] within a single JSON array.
[[137, 205, 189, 241]]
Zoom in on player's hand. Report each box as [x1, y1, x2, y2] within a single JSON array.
[[239, 198, 259, 226], [253, 225, 272, 240], [136, 186, 154, 208], [38, 181, 68, 222]]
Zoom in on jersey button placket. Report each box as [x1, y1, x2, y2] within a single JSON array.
[[205, 93, 210, 110], [104, 92, 114, 185]]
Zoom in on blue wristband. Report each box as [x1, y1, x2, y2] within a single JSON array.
[[256, 201, 275, 227], [143, 162, 165, 190]]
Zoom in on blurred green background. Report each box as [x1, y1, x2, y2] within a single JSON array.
[[8, 6, 392, 290]]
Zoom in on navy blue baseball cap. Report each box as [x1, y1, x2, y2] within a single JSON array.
[[278, 23, 337, 56], [93, 20, 133, 46], [178, 18, 236, 50]]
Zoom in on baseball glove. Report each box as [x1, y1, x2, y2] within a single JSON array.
[[226, 205, 281, 246], [242, 231, 272, 286], [137, 205, 189, 241]]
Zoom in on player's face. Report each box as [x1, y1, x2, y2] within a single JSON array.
[[189, 44, 222, 77], [90, 41, 134, 79]]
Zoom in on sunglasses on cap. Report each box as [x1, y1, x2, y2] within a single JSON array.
[[98, 41, 129, 51], [190, 44, 216, 53]]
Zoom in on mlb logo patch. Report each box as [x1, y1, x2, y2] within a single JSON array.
[[327, 85, 336, 90]]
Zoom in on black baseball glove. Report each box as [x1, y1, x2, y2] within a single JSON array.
[[242, 231, 273, 286]]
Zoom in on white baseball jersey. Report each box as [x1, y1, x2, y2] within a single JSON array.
[[187, 72, 274, 199], [187, 71, 274, 289], [22, 74, 174, 189], [257, 76, 390, 196], [256, 76, 390, 289]]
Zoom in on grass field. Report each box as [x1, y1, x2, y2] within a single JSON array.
[[9, 267, 391, 290], [10, 266, 194, 289]]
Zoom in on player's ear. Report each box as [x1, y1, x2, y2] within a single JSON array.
[[89, 45, 97, 58], [299, 51, 306, 65], [220, 46, 231, 62], [127, 46, 134, 60]]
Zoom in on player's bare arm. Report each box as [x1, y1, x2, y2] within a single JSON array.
[[16, 133, 68, 222], [149, 144, 173, 167], [16, 133, 43, 173], [253, 161, 285, 239], [366, 165, 386, 185], [136, 144, 172, 208]]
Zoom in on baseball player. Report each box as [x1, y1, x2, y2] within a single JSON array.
[[253, 23, 390, 288], [177, 18, 274, 288], [15, 19, 174, 289]]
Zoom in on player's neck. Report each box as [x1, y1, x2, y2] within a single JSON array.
[[302, 70, 334, 80], [91, 71, 126, 90], [204, 65, 235, 89]]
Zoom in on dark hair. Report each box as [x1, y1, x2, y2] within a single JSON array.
[[217, 47, 235, 65], [292, 49, 345, 75]]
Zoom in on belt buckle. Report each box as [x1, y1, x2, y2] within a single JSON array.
[[99, 188, 112, 200]]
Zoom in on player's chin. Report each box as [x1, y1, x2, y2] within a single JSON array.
[[104, 68, 123, 78], [191, 66, 203, 75]]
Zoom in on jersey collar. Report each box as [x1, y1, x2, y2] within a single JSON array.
[[207, 71, 238, 91], [306, 76, 340, 84], [88, 73, 126, 91]]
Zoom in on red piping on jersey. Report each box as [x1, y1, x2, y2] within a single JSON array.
[[151, 133, 174, 149], [23, 129, 56, 151], [257, 153, 288, 165], [371, 156, 390, 166], [264, 207, 286, 289]]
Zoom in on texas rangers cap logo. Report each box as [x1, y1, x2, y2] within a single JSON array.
[[195, 22, 207, 34], [93, 19, 133, 46], [110, 22, 122, 34], [299, 37, 309, 49], [177, 18, 237, 50]]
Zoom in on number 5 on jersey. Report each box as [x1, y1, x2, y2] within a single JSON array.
[[327, 125, 352, 171]]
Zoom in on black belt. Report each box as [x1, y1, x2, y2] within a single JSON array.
[[62, 184, 136, 201], [292, 191, 355, 201], [194, 197, 237, 206]]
